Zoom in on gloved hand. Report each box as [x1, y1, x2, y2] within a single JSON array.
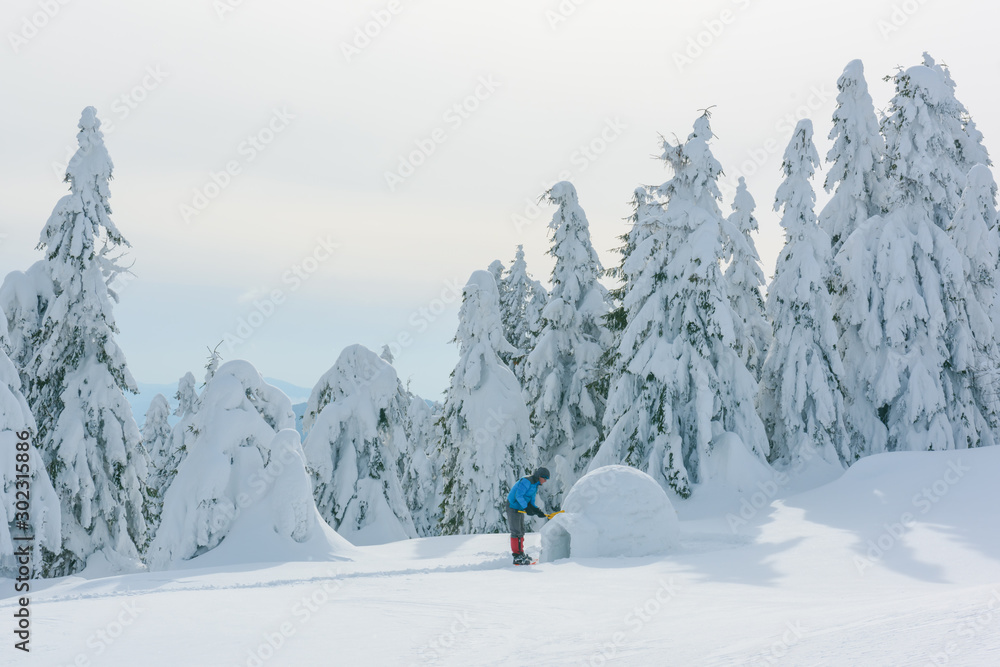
[[527, 504, 545, 518]]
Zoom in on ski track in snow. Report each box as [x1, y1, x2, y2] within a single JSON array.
[[5, 533, 751, 608], [1, 555, 516, 606]]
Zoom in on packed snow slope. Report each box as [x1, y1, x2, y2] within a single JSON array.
[[7, 447, 1000, 666]]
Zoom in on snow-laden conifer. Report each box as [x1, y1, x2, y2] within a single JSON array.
[[0, 265, 52, 400], [488, 259, 505, 292], [522, 182, 610, 508], [148, 361, 317, 568], [302, 345, 418, 545], [882, 58, 988, 230], [498, 245, 547, 380], [142, 394, 174, 530], [18, 108, 149, 575], [839, 62, 994, 455], [921, 53, 991, 173], [943, 165, 1000, 445], [0, 312, 60, 576], [820, 60, 887, 254], [401, 395, 440, 537], [759, 121, 849, 467], [593, 113, 769, 496], [438, 271, 533, 534], [725, 177, 770, 380], [600, 187, 664, 398], [174, 372, 198, 419], [149, 371, 200, 531]]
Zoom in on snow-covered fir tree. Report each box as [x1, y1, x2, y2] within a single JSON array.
[[488, 258, 507, 350], [0, 311, 60, 577], [174, 371, 199, 419], [820, 59, 887, 255], [204, 344, 223, 385], [921, 53, 991, 174], [149, 371, 200, 528], [944, 165, 1000, 443], [758, 121, 850, 467], [148, 361, 318, 569], [302, 345, 418, 545], [142, 394, 174, 530], [401, 395, 440, 537], [522, 182, 610, 509], [600, 187, 664, 400], [725, 177, 770, 381], [592, 112, 770, 497], [380, 344, 394, 365], [498, 245, 548, 379], [882, 58, 989, 231], [0, 267, 53, 401], [438, 271, 533, 534], [10, 108, 150, 575], [839, 61, 996, 456], [488, 259, 506, 292]]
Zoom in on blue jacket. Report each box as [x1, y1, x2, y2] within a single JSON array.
[[507, 477, 539, 510]]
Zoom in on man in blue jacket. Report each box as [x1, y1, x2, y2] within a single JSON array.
[[506, 467, 549, 564]]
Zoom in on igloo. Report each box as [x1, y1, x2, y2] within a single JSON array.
[[540, 465, 680, 562]]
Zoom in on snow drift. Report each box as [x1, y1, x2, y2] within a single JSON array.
[[540, 465, 679, 561]]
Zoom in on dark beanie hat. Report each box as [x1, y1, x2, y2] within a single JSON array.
[[534, 467, 550, 480]]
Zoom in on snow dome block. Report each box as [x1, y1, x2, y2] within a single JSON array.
[[540, 465, 680, 562]]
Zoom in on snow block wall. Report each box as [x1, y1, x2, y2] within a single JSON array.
[[540, 465, 679, 562]]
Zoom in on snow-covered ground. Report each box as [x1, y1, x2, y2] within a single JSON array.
[[8, 447, 1000, 666]]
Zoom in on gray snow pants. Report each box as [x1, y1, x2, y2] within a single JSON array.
[[506, 504, 525, 538]]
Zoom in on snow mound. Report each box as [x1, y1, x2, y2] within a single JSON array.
[[540, 465, 679, 562], [700, 429, 776, 490], [148, 362, 354, 570]]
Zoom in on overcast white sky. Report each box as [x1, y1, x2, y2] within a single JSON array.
[[2, 0, 998, 400]]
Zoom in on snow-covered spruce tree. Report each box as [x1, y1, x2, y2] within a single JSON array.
[[302, 345, 418, 545], [592, 112, 770, 497], [839, 63, 995, 456], [174, 371, 199, 419], [488, 259, 506, 293], [150, 371, 200, 524], [600, 187, 665, 398], [488, 257, 507, 369], [498, 245, 548, 380], [401, 395, 440, 537], [820, 59, 887, 255], [882, 58, 989, 231], [438, 271, 533, 535], [945, 165, 1000, 443], [148, 361, 319, 569], [522, 182, 610, 509], [725, 177, 770, 381], [203, 344, 223, 385], [19, 108, 150, 575], [0, 312, 60, 577], [921, 53, 991, 174], [0, 266, 53, 402], [142, 394, 174, 530], [379, 344, 394, 365], [758, 121, 850, 467]]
